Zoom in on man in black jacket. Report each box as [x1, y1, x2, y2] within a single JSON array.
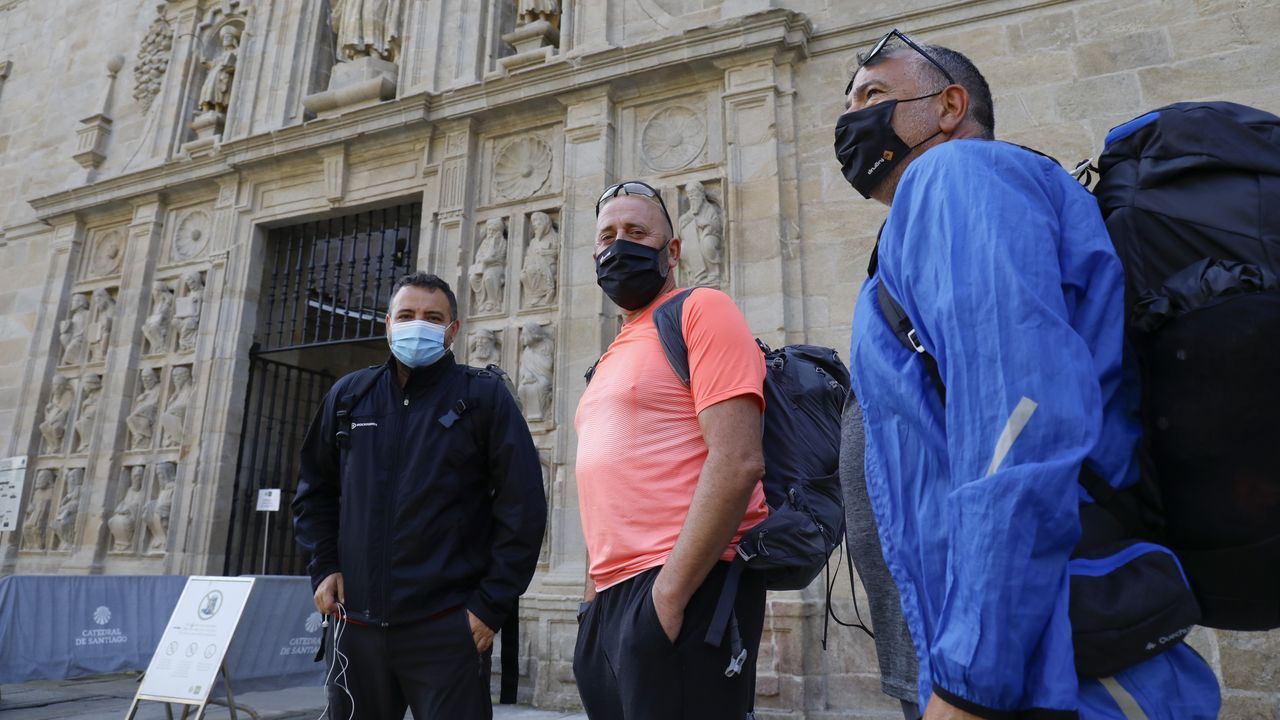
[[293, 272, 546, 720]]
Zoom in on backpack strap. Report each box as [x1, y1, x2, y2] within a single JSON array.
[[334, 364, 387, 449], [652, 288, 697, 387], [875, 281, 947, 405]]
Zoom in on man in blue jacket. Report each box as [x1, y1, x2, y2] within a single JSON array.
[[835, 30, 1220, 719], [293, 272, 546, 719]]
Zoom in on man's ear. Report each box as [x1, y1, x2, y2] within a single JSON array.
[[385, 313, 393, 335], [444, 320, 459, 347], [938, 84, 970, 135], [666, 236, 681, 270]]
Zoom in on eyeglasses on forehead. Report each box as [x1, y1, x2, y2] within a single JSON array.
[[596, 180, 675, 232], [844, 28, 957, 96]]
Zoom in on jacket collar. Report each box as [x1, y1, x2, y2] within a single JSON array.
[[388, 351, 456, 391]]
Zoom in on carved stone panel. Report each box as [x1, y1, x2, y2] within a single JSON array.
[[38, 375, 74, 455], [142, 280, 176, 356], [521, 211, 560, 308], [86, 288, 116, 364], [175, 270, 206, 354], [20, 468, 57, 551], [160, 365, 194, 447], [518, 321, 554, 423], [469, 218, 509, 316], [108, 465, 146, 554], [493, 136, 553, 201], [144, 462, 176, 554], [132, 10, 174, 112], [51, 467, 85, 551], [58, 293, 91, 367], [126, 368, 163, 450], [86, 228, 125, 279], [640, 105, 706, 172], [468, 327, 502, 368], [72, 374, 103, 454], [172, 209, 211, 261], [676, 180, 724, 287]]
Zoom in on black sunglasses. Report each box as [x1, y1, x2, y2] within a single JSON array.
[[845, 28, 957, 95], [596, 180, 675, 234]]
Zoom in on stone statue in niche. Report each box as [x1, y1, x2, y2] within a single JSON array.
[[142, 280, 175, 354], [126, 368, 163, 449], [86, 289, 115, 363], [518, 0, 561, 26], [469, 219, 508, 314], [197, 25, 240, 115], [175, 271, 205, 353], [52, 468, 84, 550], [108, 466, 145, 552], [39, 375, 74, 454], [20, 469, 56, 551], [73, 374, 102, 454], [502, 0, 561, 68], [678, 181, 724, 287], [160, 366, 194, 447], [518, 322, 554, 422], [331, 0, 404, 61], [144, 462, 176, 553], [468, 328, 501, 368], [59, 294, 91, 366], [520, 212, 559, 307]]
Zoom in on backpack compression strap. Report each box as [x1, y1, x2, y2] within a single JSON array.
[[334, 364, 387, 449]]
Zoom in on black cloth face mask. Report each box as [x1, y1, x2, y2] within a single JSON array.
[[595, 238, 671, 311], [834, 92, 942, 199]]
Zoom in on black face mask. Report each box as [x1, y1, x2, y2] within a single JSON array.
[[595, 238, 670, 311], [833, 92, 942, 199]]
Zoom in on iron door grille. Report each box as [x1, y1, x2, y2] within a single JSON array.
[[259, 203, 420, 353]]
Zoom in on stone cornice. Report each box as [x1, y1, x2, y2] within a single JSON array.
[[28, 9, 810, 221]]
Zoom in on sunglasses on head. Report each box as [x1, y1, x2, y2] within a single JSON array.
[[845, 28, 957, 96], [596, 181, 675, 234]]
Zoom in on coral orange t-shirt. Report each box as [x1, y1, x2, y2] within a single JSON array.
[[574, 287, 769, 591]]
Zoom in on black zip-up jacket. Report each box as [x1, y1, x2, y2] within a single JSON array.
[[292, 352, 546, 631]]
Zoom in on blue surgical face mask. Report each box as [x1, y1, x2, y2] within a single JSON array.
[[388, 319, 449, 368]]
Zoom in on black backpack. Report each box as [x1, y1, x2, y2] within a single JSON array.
[[1081, 101, 1280, 631], [585, 288, 850, 672]]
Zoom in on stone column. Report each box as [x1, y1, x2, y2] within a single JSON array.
[[430, 119, 478, 298]]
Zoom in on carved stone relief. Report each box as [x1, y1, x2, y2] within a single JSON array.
[[468, 328, 501, 368], [108, 465, 146, 553], [20, 469, 56, 551], [160, 365, 194, 447], [51, 468, 85, 551], [641, 105, 706, 171], [173, 210, 211, 261], [518, 0, 561, 26], [73, 374, 102, 454], [144, 461, 176, 553], [58, 293, 90, 366], [175, 271, 205, 353], [502, 0, 562, 68], [518, 322, 554, 423], [39, 375, 74, 455], [332, 0, 404, 62], [126, 368, 163, 450], [86, 288, 116, 364], [677, 181, 724, 287], [469, 218, 508, 315], [493, 137, 552, 201], [520, 212, 559, 308], [132, 11, 174, 112], [142, 280, 175, 355], [88, 229, 124, 278]]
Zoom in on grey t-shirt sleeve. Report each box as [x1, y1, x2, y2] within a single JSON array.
[[839, 393, 920, 702]]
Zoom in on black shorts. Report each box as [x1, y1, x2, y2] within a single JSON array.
[[573, 562, 766, 720]]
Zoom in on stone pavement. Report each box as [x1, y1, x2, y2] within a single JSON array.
[[0, 673, 587, 719]]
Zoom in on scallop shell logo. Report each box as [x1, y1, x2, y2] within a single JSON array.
[[493, 137, 552, 201], [305, 612, 323, 633], [93, 606, 112, 625]]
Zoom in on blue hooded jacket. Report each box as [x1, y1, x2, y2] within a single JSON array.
[[849, 139, 1220, 718]]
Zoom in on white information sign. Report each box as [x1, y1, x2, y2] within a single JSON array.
[[0, 456, 28, 532], [256, 488, 281, 512], [137, 576, 255, 703]]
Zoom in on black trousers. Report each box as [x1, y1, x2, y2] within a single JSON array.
[[325, 607, 492, 720], [573, 562, 766, 720]]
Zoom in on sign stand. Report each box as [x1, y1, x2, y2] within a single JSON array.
[[124, 576, 256, 720], [256, 489, 281, 575]]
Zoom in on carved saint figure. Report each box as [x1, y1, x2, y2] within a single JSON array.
[[160, 366, 194, 446], [126, 368, 163, 449], [144, 462, 176, 552], [468, 328, 501, 368], [20, 469, 57, 551], [108, 466, 145, 552], [39, 375, 73, 454], [520, 212, 559, 307], [469, 218, 508, 314], [518, 322, 554, 422], [52, 468, 84, 550], [677, 181, 724, 286], [87, 289, 116, 363], [142, 280, 175, 354], [331, 0, 404, 61], [73, 374, 103, 453], [176, 271, 205, 353], [197, 25, 240, 115], [518, 0, 561, 26], [59, 294, 90, 365]]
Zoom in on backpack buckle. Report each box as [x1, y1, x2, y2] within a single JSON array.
[[905, 328, 926, 354], [724, 648, 748, 677]]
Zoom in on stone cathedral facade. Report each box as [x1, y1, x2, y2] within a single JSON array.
[[1, 0, 1278, 716]]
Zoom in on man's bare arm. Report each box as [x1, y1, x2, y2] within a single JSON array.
[[651, 394, 764, 642]]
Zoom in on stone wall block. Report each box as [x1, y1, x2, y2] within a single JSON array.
[[1073, 0, 1188, 40], [1053, 73, 1142, 122], [1165, 6, 1277, 62], [1007, 10, 1077, 53], [1074, 30, 1172, 77], [1138, 44, 1280, 107], [1218, 629, 1280, 693]]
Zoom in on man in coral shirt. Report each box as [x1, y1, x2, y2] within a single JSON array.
[[573, 180, 770, 720]]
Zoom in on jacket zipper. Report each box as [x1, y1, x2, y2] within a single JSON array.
[[381, 388, 408, 627]]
